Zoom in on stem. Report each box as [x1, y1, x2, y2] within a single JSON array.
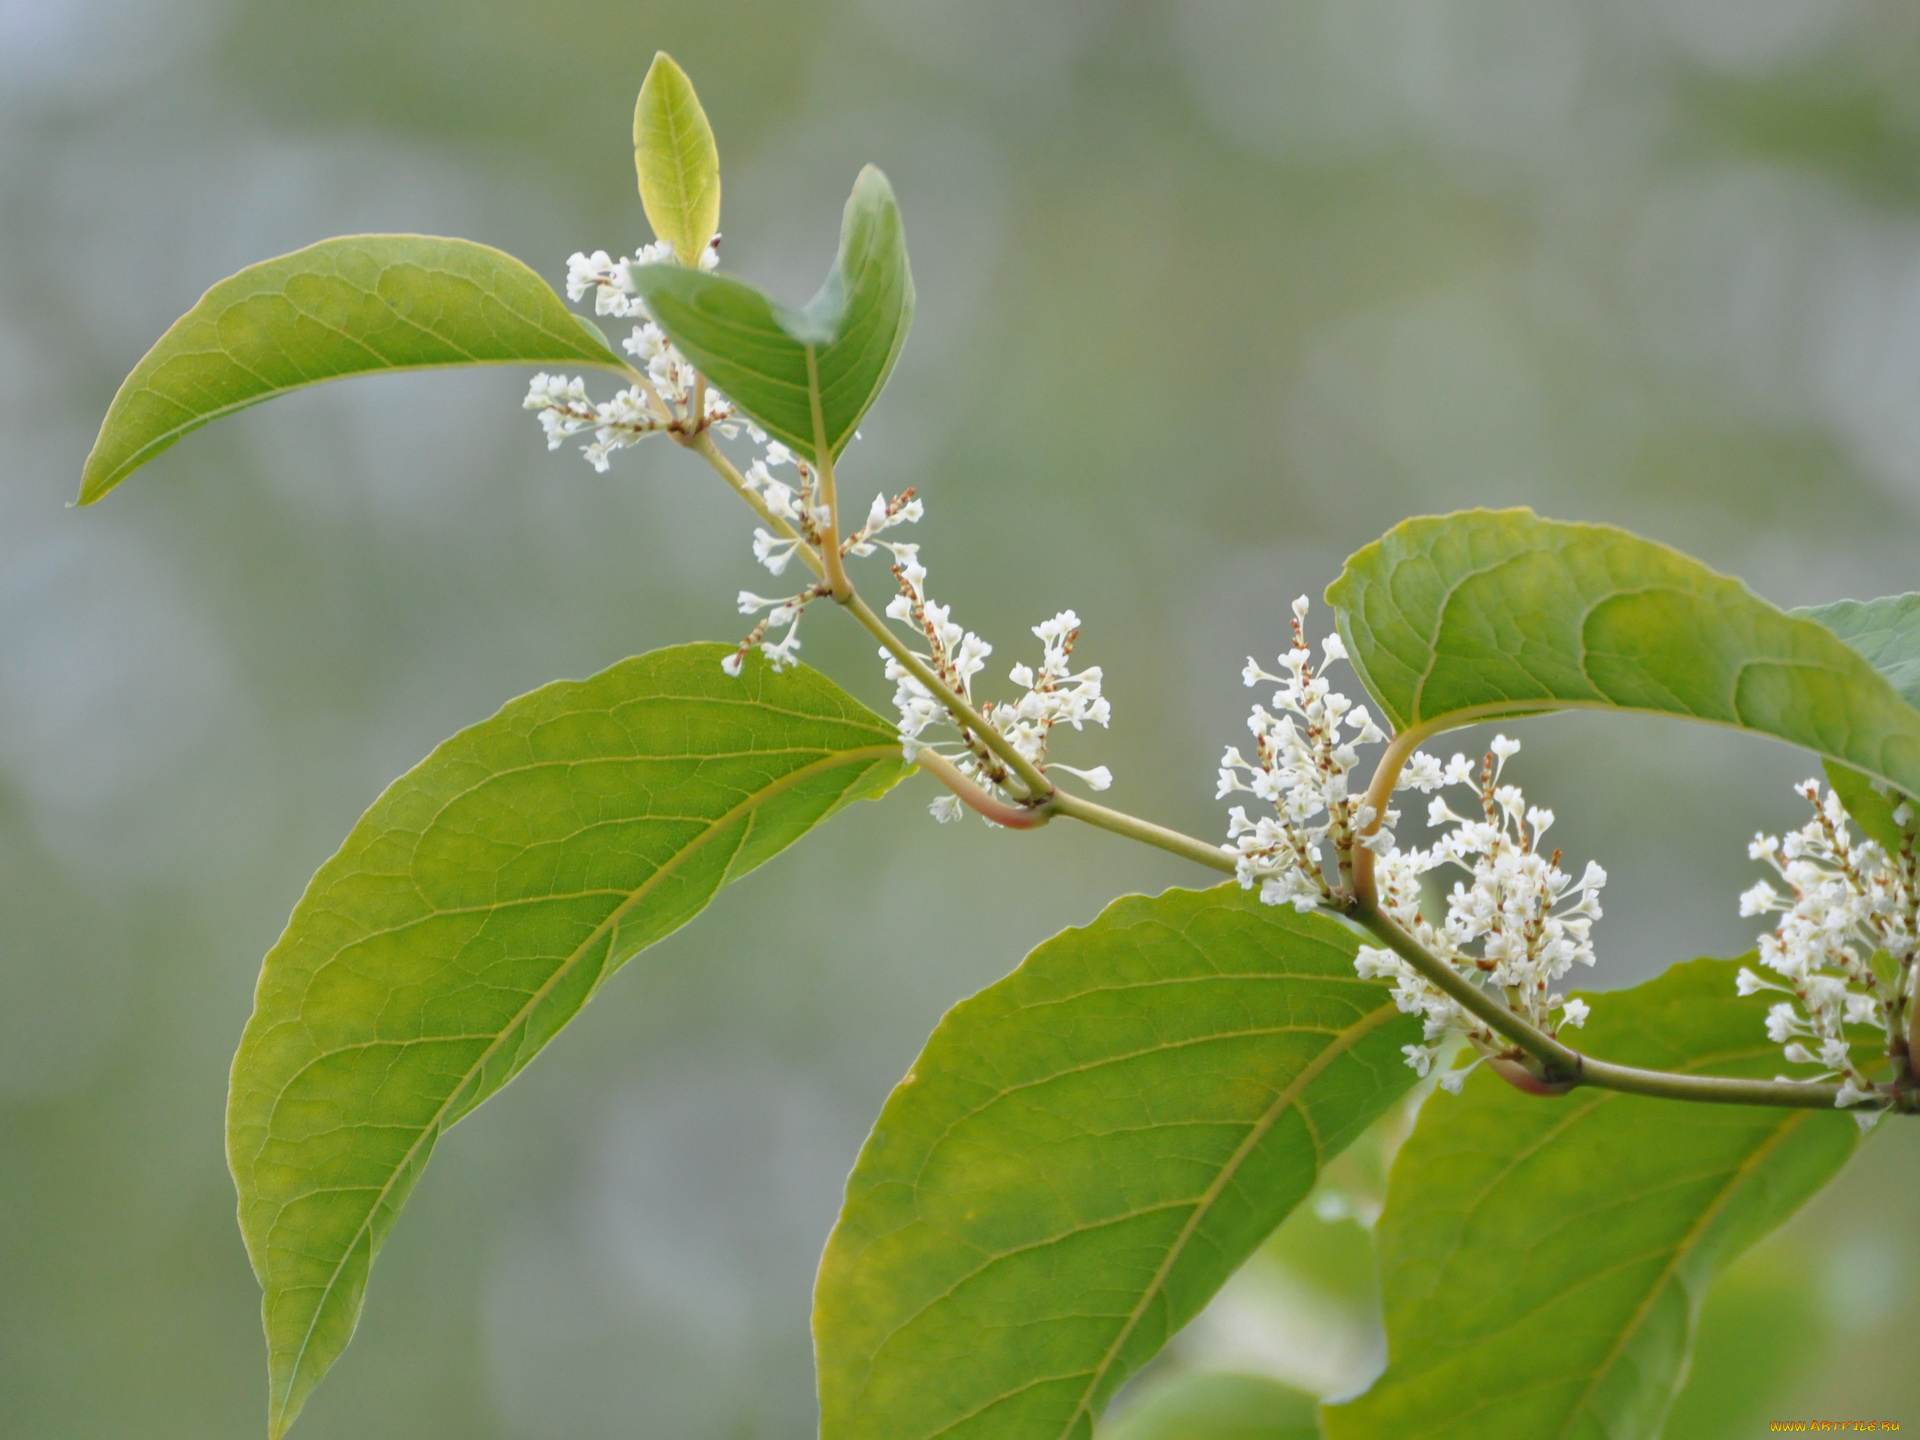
[[1350, 904, 1581, 1077], [685, 433, 826, 582], [1044, 790, 1236, 874], [915, 749, 1051, 828], [841, 590, 1057, 806], [805, 347, 853, 602], [686, 431, 1052, 805], [1576, 1054, 1854, 1109], [1906, 965, 1919, 1091], [679, 401, 1897, 1115], [1355, 899, 1882, 1108], [1349, 723, 1430, 908], [620, 361, 677, 427]]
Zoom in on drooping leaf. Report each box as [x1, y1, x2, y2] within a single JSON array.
[[80, 235, 627, 504], [1326, 509, 1920, 798], [227, 644, 907, 1437], [814, 886, 1419, 1440], [634, 52, 720, 268], [630, 165, 913, 460], [1323, 959, 1859, 1440], [1798, 593, 1920, 848], [1100, 1371, 1322, 1440]]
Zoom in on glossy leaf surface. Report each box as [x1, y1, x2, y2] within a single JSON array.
[[1324, 959, 1858, 1440], [227, 645, 906, 1436], [1327, 509, 1920, 797], [634, 52, 720, 267], [814, 886, 1418, 1440], [1101, 1371, 1321, 1440], [631, 165, 912, 460], [80, 235, 627, 504]]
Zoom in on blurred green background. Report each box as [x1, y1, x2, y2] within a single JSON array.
[[4, 0, 1920, 1434]]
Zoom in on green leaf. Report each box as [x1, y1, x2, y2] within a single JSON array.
[[1796, 592, 1920, 709], [1326, 509, 1920, 799], [630, 165, 913, 461], [814, 886, 1420, 1440], [1660, 1243, 1827, 1440], [80, 235, 627, 504], [634, 52, 721, 267], [1100, 1372, 1321, 1440], [1821, 757, 1904, 854], [1323, 958, 1859, 1440], [226, 644, 907, 1437], [1797, 593, 1920, 847]]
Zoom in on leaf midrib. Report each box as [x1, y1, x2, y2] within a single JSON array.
[[1390, 1039, 1817, 1438], [650, 82, 706, 250], [264, 740, 900, 1422], [86, 236, 628, 498], [1551, 1110, 1809, 1440], [1055, 997, 1404, 1439]]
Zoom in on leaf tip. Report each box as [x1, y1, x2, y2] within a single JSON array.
[[850, 162, 896, 207], [643, 49, 684, 83], [76, 454, 119, 507]]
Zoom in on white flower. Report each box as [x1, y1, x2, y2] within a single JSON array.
[[1740, 777, 1914, 1112], [1219, 599, 1391, 911], [1355, 735, 1604, 1063], [879, 552, 1113, 820], [1216, 602, 1604, 1081], [530, 239, 745, 469], [1052, 764, 1112, 791]]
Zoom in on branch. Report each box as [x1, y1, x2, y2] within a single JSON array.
[[686, 432, 1054, 805], [804, 348, 853, 603], [838, 591, 1057, 805], [684, 418, 1899, 1116], [914, 749, 1051, 828], [686, 432, 826, 582]]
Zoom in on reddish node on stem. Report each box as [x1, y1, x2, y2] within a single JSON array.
[[1486, 1053, 1579, 1097]]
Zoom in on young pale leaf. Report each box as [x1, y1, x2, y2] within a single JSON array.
[[1100, 1371, 1322, 1440], [634, 52, 720, 267], [227, 645, 906, 1438], [814, 886, 1419, 1440], [1323, 959, 1859, 1440], [1327, 509, 1920, 798], [1798, 594, 1920, 848], [79, 235, 627, 504], [630, 165, 913, 460]]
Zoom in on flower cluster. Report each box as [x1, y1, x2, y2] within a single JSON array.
[[1356, 738, 1604, 1086], [1220, 599, 1605, 1085], [720, 447, 928, 676], [1217, 598, 1387, 909], [1738, 777, 1917, 1116], [526, 231, 1114, 798], [525, 236, 751, 472], [884, 552, 1111, 821], [526, 233, 924, 678]]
